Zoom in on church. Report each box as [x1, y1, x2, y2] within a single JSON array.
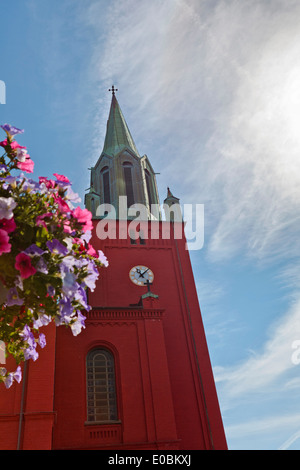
[[0, 88, 227, 450]]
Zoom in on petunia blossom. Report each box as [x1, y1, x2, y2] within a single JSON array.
[[98, 250, 109, 267], [17, 156, 34, 173], [46, 239, 68, 256], [72, 206, 93, 232], [0, 124, 24, 136], [6, 287, 24, 306], [0, 197, 17, 220], [0, 229, 11, 255], [15, 253, 37, 279], [53, 173, 70, 183], [0, 217, 16, 234]]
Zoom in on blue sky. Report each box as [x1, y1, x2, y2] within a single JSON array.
[[2, 0, 300, 450]]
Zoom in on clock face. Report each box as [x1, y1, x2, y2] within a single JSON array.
[[129, 265, 154, 286]]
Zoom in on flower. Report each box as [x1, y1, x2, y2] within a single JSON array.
[[0, 217, 16, 234], [0, 197, 17, 220], [6, 287, 24, 306], [15, 148, 28, 162], [24, 244, 46, 256], [53, 173, 70, 183], [13, 366, 22, 384], [98, 250, 109, 267], [38, 333, 46, 349], [33, 313, 52, 329], [46, 239, 68, 256], [36, 257, 48, 274], [70, 311, 86, 336], [17, 156, 34, 173], [15, 253, 37, 279], [62, 270, 78, 298], [0, 229, 11, 255], [24, 346, 39, 361], [82, 260, 99, 291], [56, 297, 73, 325], [0, 124, 107, 387], [36, 212, 53, 229], [86, 244, 97, 257], [0, 139, 26, 150], [72, 206, 93, 232], [0, 124, 24, 136]]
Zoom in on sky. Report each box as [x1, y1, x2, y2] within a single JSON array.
[[1, 0, 300, 450]]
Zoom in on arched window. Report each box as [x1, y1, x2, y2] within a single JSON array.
[[86, 349, 118, 422], [100, 166, 111, 204], [123, 162, 135, 208], [145, 169, 154, 207]]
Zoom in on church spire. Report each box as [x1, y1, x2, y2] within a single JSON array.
[[102, 87, 140, 158], [87, 89, 161, 220]]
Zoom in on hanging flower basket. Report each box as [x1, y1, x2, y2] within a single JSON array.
[[0, 124, 108, 388]]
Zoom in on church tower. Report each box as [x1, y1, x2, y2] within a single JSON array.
[[0, 89, 227, 450]]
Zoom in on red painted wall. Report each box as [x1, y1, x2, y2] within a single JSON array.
[[53, 220, 226, 449], [0, 220, 227, 450]]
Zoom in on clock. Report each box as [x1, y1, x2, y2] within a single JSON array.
[[129, 265, 154, 286]]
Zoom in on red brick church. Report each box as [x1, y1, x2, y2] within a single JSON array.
[[0, 89, 227, 450]]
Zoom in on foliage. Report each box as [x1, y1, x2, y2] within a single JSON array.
[[0, 124, 108, 388]]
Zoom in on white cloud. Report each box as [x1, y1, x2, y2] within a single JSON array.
[[215, 297, 300, 399], [78, 0, 300, 265]]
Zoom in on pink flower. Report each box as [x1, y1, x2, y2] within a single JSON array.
[[72, 207, 93, 232], [0, 139, 26, 150], [53, 173, 70, 183], [39, 176, 56, 188], [0, 218, 16, 233], [0, 229, 11, 255], [36, 212, 52, 229], [17, 156, 34, 173], [15, 253, 37, 279], [86, 243, 97, 257], [54, 195, 71, 214]]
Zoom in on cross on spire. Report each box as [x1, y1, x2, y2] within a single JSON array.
[[109, 85, 118, 96], [144, 279, 153, 293]]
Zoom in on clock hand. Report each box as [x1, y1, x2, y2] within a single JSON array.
[[136, 268, 145, 278], [140, 268, 150, 277]]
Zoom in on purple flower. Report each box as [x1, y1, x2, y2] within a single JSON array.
[[46, 239, 68, 256], [1, 124, 24, 136], [20, 325, 35, 348], [33, 313, 51, 329], [98, 250, 109, 267], [65, 186, 81, 203], [70, 311, 86, 336], [81, 230, 92, 244], [0, 196, 17, 220], [75, 285, 91, 311], [35, 257, 48, 274], [47, 285, 55, 297], [13, 366, 22, 383], [24, 244, 46, 256], [56, 297, 73, 325], [4, 373, 13, 389], [83, 260, 99, 292], [6, 287, 24, 306], [24, 346, 39, 361], [62, 270, 78, 298], [38, 333, 46, 349]]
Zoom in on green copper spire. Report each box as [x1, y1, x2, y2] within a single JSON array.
[[102, 87, 140, 157]]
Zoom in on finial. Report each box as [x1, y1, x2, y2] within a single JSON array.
[[167, 187, 173, 198], [109, 85, 118, 96]]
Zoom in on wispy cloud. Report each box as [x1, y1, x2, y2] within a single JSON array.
[[77, 0, 300, 265], [215, 296, 300, 400]]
